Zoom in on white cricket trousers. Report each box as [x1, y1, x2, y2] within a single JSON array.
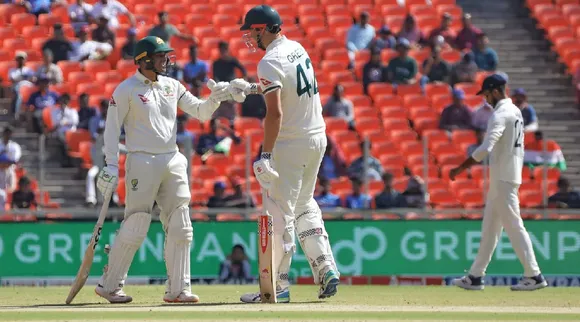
[[469, 180, 541, 277]]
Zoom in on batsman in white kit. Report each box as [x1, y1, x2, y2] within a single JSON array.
[[449, 74, 547, 291], [228, 5, 341, 303], [94, 36, 234, 303]]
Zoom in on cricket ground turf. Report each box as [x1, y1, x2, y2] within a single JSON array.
[[0, 285, 578, 321]]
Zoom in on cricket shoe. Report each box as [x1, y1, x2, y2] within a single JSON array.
[[452, 275, 484, 290], [163, 291, 200, 303], [511, 274, 548, 291], [95, 284, 133, 304], [318, 268, 340, 299], [240, 288, 290, 303]]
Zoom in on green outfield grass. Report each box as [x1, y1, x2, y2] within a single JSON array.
[[0, 285, 579, 321]]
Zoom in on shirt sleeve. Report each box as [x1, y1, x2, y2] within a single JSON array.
[[471, 113, 506, 162], [176, 81, 220, 121], [257, 59, 283, 95], [103, 83, 130, 167]]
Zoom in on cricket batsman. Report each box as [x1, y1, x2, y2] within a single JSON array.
[[94, 36, 234, 303], [228, 5, 340, 303], [449, 74, 547, 291]]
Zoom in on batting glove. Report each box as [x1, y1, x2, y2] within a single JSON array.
[[253, 152, 279, 191], [229, 78, 259, 103], [96, 165, 119, 198], [207, 79, 232, 104]]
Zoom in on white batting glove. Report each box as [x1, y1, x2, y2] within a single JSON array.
[[253, 152, 279, 191], [229, 78, 259, 103], [96, 165, 118, 198], [206, 79, 232, 104]]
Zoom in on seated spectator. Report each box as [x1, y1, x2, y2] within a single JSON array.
[[548, 177, 580, 209], [183, 45, 209, 90], [319, 135, 348, 180], [223, 177, 255, 208], [42, 24, 73, 63], [387, 38, 417, 85], [450, 51, 478, 86], [91, 14, 116, 47], [346, 11, 376, 66], [18, 0, 52, 16], [212, 41, 246, 82], [467, 130, 488, 164], [374, 172, 406, 209], [512, 88, 538, 132], [428, 13, 456, 48], [11, 176, 37, 209], [422, 45, 450, 84], [362, 48, 388, 95], [207, 181, 227, 208], [455, 13, 482, 51], [68, 0, 93, 32], [0, 152, 16, 209], [314, 177, 341, 209], [240, 76, 267, 119], [218, 244, 252, 284], [176, 116, 195, 147], [88, 97, 107, 140], [91, 0, 135, 30], [402, 169, 428, 208], [70, 25, 113, 62], [0, 126, 22, 166], [36, 49, 63, 85], [347, 141, 384, 181], [323, 84, 354, 127], [148, 11, 196, 47], [524, 131, 567, 171], [471, 101, 494, 131], [397, 14, 424, 47], [439, 89, 473, 131], [78, 93, 98, 130], [8, 51, 35, 120], [121, 28, 138, 60], [50, 94, 79, 140], [370, 25, 396, 51], [26, 76, 59, 134], [196, 118, 241, 155], [473, 33, 498, 71], [345, 177, 371, 209]]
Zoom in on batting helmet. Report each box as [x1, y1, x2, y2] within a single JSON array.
[[240, 5, 283, 31], [133, 36, 174, 63]]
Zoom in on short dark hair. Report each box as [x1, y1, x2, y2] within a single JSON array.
[[3, 126, 13, 134], [319, 177, 329, 186], [382, 172, 393, 182], [218, 41, 228, 50], [233, 244, 244, 252]]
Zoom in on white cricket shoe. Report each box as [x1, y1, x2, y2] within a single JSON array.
[[452, 275, 484, 290], [95, 284, 133, 304], [163, 291, 200, 303], [511, 274, 548, 291], [240, 288, 290, 303]]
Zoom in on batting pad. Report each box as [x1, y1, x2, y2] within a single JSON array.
[[101, 212, 151, 292], [164, 206, 193, 298]]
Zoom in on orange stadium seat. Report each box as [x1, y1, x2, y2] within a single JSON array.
[[65, 129, 92, 159]]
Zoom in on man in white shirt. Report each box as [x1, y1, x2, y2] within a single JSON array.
[[449, 74, 547, 291], [68, 0, 93, 32], [9, 51, 35, 119], [70, 25, 113, 62], [51, 93, 79, 140], [231, 5, 340, 304], [94, 36, 234, 304], [0, 126, 21, 208], [91, 0, 135, 30], [471, 101, 494, 131]]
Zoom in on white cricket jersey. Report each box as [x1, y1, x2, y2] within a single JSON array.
[[471, 98, 524, 184], [104, 70, 219, 167], [257, 36, 326, 140]]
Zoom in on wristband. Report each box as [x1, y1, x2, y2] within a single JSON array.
[[261, 152, 272, 160], [249, 83, 259, 95]]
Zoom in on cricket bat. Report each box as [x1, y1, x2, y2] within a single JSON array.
[[65, 191, 112, 304], [258, 190, 277, 303]]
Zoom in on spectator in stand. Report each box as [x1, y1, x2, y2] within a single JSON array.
[[88, 97, 107, 139], [218, 244, 252, 284], [346, 11, 376, 66], [8, 51, 35, 120], [369, 26, 396, 51], [473, 33, 498, 71], [36, 49, 63, 85], [50, 93, 78, 140], [467, 130, 488, 164], [68, 0, 93, 32], [91, 0, 135, 30], [323, 84, 355, 128], [345, 177, 371, 209], [195, 118, 241, 155], [319, 134, 348, 180], [428, 13, 456, 48], [362, 48, 388, 95], [0, 126, 21, 166], [548, 177, 580, 209], [70, 25, 113, 62], [212, 41, 246, 82], [455, 13, 482, 50], [78, 93, 98, 130], [397, 14, 423, 47], [11, 176, 36, 209], [402, 169, 428, 208], [26, 76, 59, 134], [148, 12, 197, 47], [374, 172, 406, 209], [512, 88, 539, 132], [176, 115, 195, 147], [450, 51, 478, 86], [0, 153, 17, 209], [91, 14, 116, 47], [207, 181, 227, 208], [314, 177, 341, 209], [121, 28, 138, 60], [223, 177, 255, 208], [183, 45, 209, 91], [17, 0, 52, 16], [422, 45, 450, 84], [439, 89, 473, 131], [471, 101, 494, 131], [347, 141, 384, 181], [524, 131, 567, 171], [240, 76, 267, 119], [387, 38, 417, 85], [42, 24, 73, 63]]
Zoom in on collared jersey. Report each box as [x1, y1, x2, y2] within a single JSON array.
[[104, 70, 216, 167], [257, 36, 326, 140], [471, 98, 524, 184]]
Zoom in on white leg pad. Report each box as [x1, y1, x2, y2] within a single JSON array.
[[100, 212, 151, 292], [266, 193, 295, 290], [164, 206, 193, 297]]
